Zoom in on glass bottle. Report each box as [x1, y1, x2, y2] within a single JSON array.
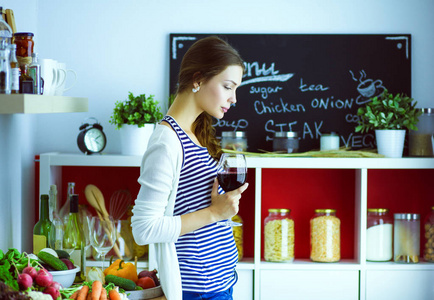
[[59, 182, 75, 222], [423, 207, 434, 262], [0, 7, 12, 45], [394, 213, 420, 263], [33, 194, 53, 254], [48, 185, 63, 250], [366, 208, 393, 261], [310, 209, 340, 262], [264, 209, 295, 262], [19, 64, 33, 94], [29, 52, 41, 94], [0, 40, 10, 94], [9, 43, 19, 93], [63, 194, 86, 282]]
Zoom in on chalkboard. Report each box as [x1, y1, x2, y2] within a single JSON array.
[[169, 34, 411, 152]]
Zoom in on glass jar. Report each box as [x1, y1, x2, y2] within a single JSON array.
[[232, 214, 243, 261], [394, 213, 420, 263], [366, 208, 393, 261], [221, 131, 247, 151], [320, 132, 340, 151], [409, 108, 434, 157], [264, 209, 294, 262], [310, 209, 340, 262], [13, 32, 34, 67], [423, 207, 434, 262], [272, 132, 299, 153]]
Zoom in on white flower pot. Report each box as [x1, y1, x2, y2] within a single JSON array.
[[375, 129, 406, 158], [119, 123, 155, 155]]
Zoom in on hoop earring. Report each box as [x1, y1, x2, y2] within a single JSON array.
[[192, 86, 200, 93]]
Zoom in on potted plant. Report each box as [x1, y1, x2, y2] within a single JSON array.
[[110, 92, 163, 155], [355, 89, 421, 157]]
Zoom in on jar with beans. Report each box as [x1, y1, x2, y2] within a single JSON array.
[[310, 209, 340, 262]]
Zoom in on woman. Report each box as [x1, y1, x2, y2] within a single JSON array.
[[131, 36, 249, 300]]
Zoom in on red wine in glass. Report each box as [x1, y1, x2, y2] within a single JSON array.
[[217, 168, 247, 192]]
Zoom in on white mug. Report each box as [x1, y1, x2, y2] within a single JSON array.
[[40, 59, 66, 96], [54, 62, 77, 96]]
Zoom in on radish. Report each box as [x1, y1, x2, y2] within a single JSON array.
[[22, 266, 37, 279], [43, 286, 60, 300], [35, 269, 53, 287], [17, 273, 33, 290], [48, 281, 63, 290]]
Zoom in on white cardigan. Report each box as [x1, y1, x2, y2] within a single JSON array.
[[131, 123, 184, 300]]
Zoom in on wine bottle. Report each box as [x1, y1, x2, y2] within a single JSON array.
[[33, 194, 53, 254], [28, 52, 41, 94], [59, 182, 75, 222], [63, 194, 86, 282]]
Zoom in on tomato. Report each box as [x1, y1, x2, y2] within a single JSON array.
[[136, 276, 156, 289]]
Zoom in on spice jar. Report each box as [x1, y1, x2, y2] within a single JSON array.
[[264, 209, 294, 262], [221, 131, 247, 151], [423, 207, 434, 262], [394, 213, 420, 263], [272, 132, 299, 153], [232, 214, 243, 261], [310, 209, 340, 262], [366, 208, 393, 261], [409, 108, 434, 157], [320, 132, 340, 151], [13, 32, 34, 67]]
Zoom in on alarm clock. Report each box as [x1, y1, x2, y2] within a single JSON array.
[[77, 117, 107, 155]]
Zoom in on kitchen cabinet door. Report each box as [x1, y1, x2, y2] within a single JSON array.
[[233, 270, 253, 300], [260, 270, 359, 300], [366, 270, 434, 300]]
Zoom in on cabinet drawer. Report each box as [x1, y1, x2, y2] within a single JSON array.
[[366, 270, 434, 300], [260, 270, 359, 300]]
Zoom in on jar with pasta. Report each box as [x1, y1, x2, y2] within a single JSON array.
[[310, 209, 340, 262], [424, 207, 434, 262], [264, 209, 294, 262], [232, 214, 243, 261]]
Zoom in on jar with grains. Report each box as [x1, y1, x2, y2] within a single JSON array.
[[232, 214, 243, 261], [366, 208, 393, 261], [424, 207, 434, 262], [310, 209, 340, 262], [409, 108, 434, 157], [273, 131, 299, 153], [264, 209, 294, 262], [13, 32, 34, 67], [394, 213, 420, 263], [221, 131, 247, 152]]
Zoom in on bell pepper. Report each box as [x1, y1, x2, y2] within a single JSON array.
[[104, 259, 138, 283]]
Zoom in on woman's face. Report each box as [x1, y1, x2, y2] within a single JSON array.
[[195, 65, 243, 119]]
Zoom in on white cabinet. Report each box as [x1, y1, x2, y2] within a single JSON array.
[[38, 153, 434, 300]]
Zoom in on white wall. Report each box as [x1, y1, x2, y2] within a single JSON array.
[[0, 0, 433, 252]]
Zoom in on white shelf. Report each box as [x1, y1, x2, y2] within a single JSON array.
[[260, 259, 361, 270], [365, 261, 434, 270], [0, 94, 88, 114]]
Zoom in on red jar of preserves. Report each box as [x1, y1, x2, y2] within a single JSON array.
[[13, 32, 34, 65]]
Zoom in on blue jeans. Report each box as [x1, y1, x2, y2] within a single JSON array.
[[182, 287, 233, 300]]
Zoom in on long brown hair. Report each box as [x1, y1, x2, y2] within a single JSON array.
[[176, 36, 244, 160]]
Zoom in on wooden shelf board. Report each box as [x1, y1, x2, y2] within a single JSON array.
[[0, 94, 88, 114]]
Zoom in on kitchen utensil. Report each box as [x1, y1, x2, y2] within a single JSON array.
[[84, 184, 122, 258], [109, 189, 132, 220]]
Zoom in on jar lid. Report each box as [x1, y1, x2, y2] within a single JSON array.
[[315, 209, 336, 213], [269, 208, 291, 213], [416, 108, 434, 114], [221, 131, 246, 138], [394, 213, 420, 220], [13, 32, 34, 37], [321, 131, 339, 136], [274, 131, 299, 138], [368, 208, 389, 213]]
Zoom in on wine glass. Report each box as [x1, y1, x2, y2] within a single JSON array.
[[89, 216, 116, 270], [216, 153, 247, 227]]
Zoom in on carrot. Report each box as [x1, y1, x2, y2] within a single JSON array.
[[77, 285, 90, 300], [108, 289, 121, 300], [69, 291, 79, 299], [99, 288, 107, 300], [91, 280, 103, 300], [87, 293, 92, 300]]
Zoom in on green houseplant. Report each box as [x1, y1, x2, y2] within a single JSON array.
[[109, 92, 163, 129], [355, 90, 421, 157], [110, 92, 164, 155]]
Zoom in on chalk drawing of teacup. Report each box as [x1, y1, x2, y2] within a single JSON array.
[[357, 79, 383, 98]]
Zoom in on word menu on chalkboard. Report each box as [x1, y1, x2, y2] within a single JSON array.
[[169, 34, 411, 152]]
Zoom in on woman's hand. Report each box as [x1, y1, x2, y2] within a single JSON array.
[[209, 178, 249, 222]]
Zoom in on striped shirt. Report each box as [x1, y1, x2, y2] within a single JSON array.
[[163, 115, 238, 293]]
